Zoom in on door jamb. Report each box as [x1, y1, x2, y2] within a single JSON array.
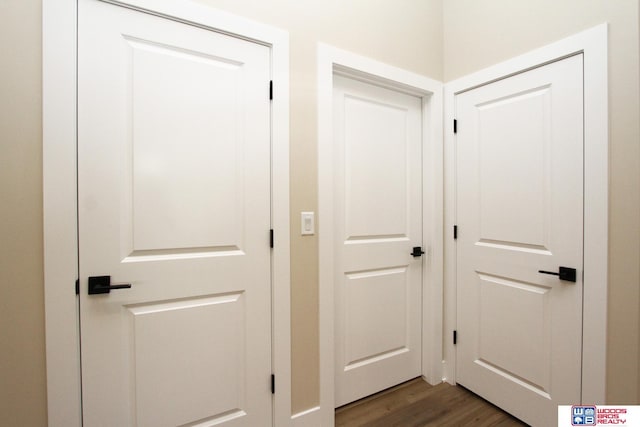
[[442, 24, 608, 404], [43, 1, 291, 425], [317, 43, 443, 426]]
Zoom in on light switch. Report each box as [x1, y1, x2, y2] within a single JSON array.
[[301, 212, 315, 235]]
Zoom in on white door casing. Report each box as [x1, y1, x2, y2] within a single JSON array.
[[333, 75, 423, 407], [43, 1, 290, 426], [455, 54, 583, 427]]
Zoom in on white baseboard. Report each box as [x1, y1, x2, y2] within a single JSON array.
[[291, 405, 321, 427]]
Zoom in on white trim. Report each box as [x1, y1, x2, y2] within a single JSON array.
[[43, 1, 291, 425], [291, 406, 321, 427], [270, 18, 292, 427], [43, 1, 81, 425], [317, 43, 443, 426], [443, 23, 608, 403]]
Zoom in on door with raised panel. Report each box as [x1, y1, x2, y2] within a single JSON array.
[[78, 1, 272, 425], [455, 54, 584, 426], [333, 74, 423, 407]]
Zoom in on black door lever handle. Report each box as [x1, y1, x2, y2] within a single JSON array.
[[538, 267, 577, 282], [88, 275, 132, 295], [411, 247, 425, 257]]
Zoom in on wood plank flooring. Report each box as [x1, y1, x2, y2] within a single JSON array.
[[335, 378, 528, 427]]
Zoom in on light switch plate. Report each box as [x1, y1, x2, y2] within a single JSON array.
[[301, 212, 315, 235]]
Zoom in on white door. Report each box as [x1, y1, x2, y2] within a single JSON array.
[[333, 75, 423, 407], [455, 55, 584, 426], [78, 1, 272, 426]]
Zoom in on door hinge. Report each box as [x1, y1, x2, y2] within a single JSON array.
[[75, 279, 79, 295], [453, 225, 458, 240], [269, 80, 273, 101], [270, 229, 274, 248], [271, 374, 275, 394], [453, 119, 457, 134], [453, 330, 457, 345]]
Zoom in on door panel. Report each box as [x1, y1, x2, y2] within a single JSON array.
[[476, 86, 551, 248], [78, 1, 271, 425], [456, 54, 583, 427], [128, 293, 246, 427], [344, 267, 409, 364], [129, 36, 245, 253], [344, 95, 409, 238], [334, 75, 422, 407]]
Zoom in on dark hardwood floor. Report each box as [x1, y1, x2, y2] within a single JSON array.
[[335, 378, 528, 427]]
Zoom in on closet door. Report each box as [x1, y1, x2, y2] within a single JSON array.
[[456, 54, 584, 426], [78, 1, 272, 425]]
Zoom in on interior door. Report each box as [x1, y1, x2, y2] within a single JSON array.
[[455, 54, 584, 426], [333, 75, 423, 407], [78, 1, 272, 426]]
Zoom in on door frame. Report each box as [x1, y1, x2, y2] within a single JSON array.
[[443, 24, 609, 404], [317, 43, 443, 426], [42, 1, 291, 425]]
